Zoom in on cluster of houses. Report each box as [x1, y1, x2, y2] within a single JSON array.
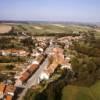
[[15, 55, 45, 86], [0, 41, 48, 99], [0, 83, 16, 100], [58, 36, 81, 42], [39, 47, 66, 80], [31, 38, 49, 57], [0, 36, 76, 100], [14, 45, 72, 85], [0, 49, 28, 57]]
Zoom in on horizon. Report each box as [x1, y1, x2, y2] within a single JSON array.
[[0, 0, 100, 22], [0, 20, 99, 24]]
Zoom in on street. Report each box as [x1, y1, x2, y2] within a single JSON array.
[[17, 44, 53, 100]]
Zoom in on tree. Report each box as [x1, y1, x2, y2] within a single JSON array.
[[21, 37, 35, 53], [6, 64, 15, 70], [88, 30, 96, 43]]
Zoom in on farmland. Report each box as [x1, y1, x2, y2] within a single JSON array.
[[0, 22, 100, 100], [0, 23, 95, 36], [0, 24, 12, 34], [62, 81, 100, 100]]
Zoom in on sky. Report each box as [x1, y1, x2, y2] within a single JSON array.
[[0, 0, 100, 22]]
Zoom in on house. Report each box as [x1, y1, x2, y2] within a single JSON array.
[[0, 83, 16, 100], [4, 85, 16, 100], [27, 64, 39, 74], [6, 95, 12, 100], [32, 60, 39, 65], [15, 60, 41, 86], [20, 72, 30, 82], [61, 63, 71, 70], [37, 47, 44, 52], [0, 49, 28, 57], [1, 50, 9, 56], [39, 60, 59, 80], [5, 85, 16, 96], [36, 55, 45, 64], [31, 52, 40, 57], [15, 71, 30, 86], [15, 54, 45, 86], [15, 79, 23, 86], [0, 83, 6, 99], [16, 71, 29, 86], [65, 57, 70, 63], [39, 71, 49, 80]]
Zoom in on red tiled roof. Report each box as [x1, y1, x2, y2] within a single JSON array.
[[5, 85, 16, 94], [20, 72, 30, 82], [6, 95, 12, 100], [0, 83, 6, 92], [27, 64, 38, 73]]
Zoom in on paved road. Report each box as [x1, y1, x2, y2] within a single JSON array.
[[17, 44, 53, 100], [27, 56, 49, 87], [26, 44, 54, 87]]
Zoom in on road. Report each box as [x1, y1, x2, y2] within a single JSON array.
[[26, 44, 54, 87], [17, 44, 53, 100], [26, 56, 49, 87]]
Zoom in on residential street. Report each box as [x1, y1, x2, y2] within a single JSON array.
[[17, 44, 53, 100]]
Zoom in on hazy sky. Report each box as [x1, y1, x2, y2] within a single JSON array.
[[0, 0, 100, 22]]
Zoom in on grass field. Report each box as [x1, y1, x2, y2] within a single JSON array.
[[62, 81, 100, 100], [12, 23, 93, 35], [95, 28, 100, 39]]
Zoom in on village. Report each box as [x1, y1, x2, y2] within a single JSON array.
[[0, 0, 100, 100], [0, 32, 82, 100]]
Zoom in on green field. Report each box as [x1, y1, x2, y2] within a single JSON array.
[[12, 23, 93, 35], [62, 81, 100, 100]]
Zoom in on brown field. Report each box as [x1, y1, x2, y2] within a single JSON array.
[[0, 24, 12, 34], [32, 26, 43, 30]]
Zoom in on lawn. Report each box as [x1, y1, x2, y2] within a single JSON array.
[[62, 81, 100, 100]]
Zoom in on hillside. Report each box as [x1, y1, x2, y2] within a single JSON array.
[[62, 81, 100, 100]]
